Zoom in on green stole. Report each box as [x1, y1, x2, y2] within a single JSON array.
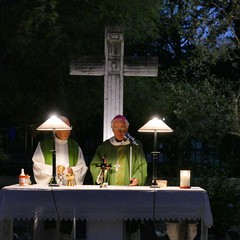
[[40, 138, 79, 167], [114, 145, 126, 185]]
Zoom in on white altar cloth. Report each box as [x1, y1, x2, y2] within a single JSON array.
[[154, 187, 213, 240], [0, 185, 213, 240], [154, 187, 213, 227], [0, 185, 154, 221]]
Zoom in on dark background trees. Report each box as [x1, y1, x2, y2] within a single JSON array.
[[0, 0, 239, 170]]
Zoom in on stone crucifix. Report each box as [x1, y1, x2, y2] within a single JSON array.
[[70, 26, 158, 141]]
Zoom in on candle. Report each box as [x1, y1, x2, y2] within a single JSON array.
[[180, 170, 191, 188]]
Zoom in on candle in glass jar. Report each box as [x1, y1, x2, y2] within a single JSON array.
[[180, 170, 191, 188]]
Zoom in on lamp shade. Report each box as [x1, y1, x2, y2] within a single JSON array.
[[138, 117, 173, 133], [37, 115, 72, 131]]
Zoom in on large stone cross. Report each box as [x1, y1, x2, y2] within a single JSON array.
[[70, 26, 158, 141]]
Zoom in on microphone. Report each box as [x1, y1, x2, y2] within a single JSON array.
[[124, 132, 138, 146]]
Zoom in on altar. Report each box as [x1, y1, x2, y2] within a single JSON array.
[[0, 184, 213, 240]]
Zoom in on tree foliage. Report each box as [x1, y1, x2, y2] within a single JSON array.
[[0, 0, 239, 168]]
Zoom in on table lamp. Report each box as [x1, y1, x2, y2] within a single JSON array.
[[138, 117, 173, 188], [37, 115, 72, 186]]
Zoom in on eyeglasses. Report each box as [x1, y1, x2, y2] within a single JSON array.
[[112, 127, 126, 132]]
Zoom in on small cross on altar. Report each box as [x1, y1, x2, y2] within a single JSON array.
[[114, 161, 121, 172], [95, 157, 112, 186]]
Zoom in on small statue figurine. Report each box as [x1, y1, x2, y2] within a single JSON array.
[[57, 165, 65, 186], [66, 173, 76, 186]]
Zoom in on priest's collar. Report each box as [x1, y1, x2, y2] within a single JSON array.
[[109, 136, 130, 146], [55, 137, 68, 145]]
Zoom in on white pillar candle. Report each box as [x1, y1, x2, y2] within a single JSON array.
[[180, 170, 191, 188]]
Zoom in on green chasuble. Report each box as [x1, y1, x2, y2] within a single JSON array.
[[40, 138, 79, 167], [90, 137, 147, 186]]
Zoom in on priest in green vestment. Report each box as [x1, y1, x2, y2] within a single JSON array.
[[32, 116, 88, 185], [90, 115, 147, 186], [32, 116, 88, 240]]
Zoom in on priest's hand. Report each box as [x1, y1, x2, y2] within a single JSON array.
[[130, 178, 138, 186]]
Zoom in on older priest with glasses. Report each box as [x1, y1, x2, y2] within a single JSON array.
[[90, 114, 147, 186], [90, 115, 147, 239]]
